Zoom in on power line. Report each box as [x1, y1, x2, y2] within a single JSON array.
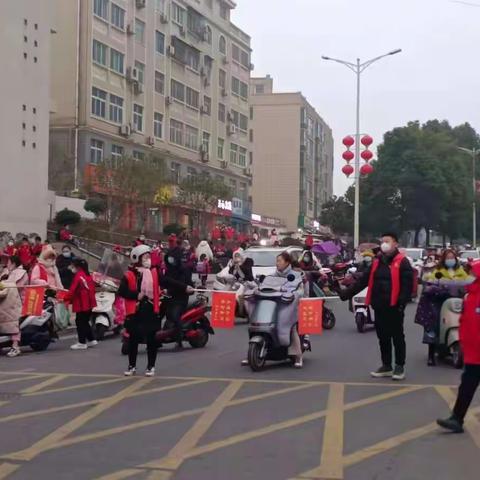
[[450, 0, 480, 7]]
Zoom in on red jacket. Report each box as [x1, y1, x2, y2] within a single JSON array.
[[65, 270, 97, 313], [60, 229, 73, 241], [305, 235, 314, 248], [460, 280, 480, 365], [18, 245, 33, 268]]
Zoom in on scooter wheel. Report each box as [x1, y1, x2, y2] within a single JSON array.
[[355, 313, 366, 333], [451, 342, 464, 369], [188, 328, 209, 348], [322, 308, 336, 330], [248, 342, 266, 372], [95, 324, 107, 341], [121, 341, 129, 356]]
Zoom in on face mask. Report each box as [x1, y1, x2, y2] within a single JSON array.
[[445, 259, 456, 269], [142, 258, 152, 269], [381, 242, 393, 254], [304, 256, 311, 262], [8, 242, 13, 247], [63, 251, 71, 258]]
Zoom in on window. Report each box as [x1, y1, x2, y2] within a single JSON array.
[[231, 110, 248, 132], [109, 94, 123, 123], [219, 69, 226, 89], [232, 43, 250, 69], [171, 162, 181, 183], [205, 26, 212, 44], [187, 166, 197, 179], [229, 178, 237, 192], [91, 87, 107, 118], [172, 2, 185, 25], [133, 104, 144, 132], [155, 71, 165, 94], [219, 35, 226, 55], [230, 143, 238, 166], [154, 112, 163, 138], [255, 84, 264, 94], [170, 119, 183, 145], [90, 139, 104, 164], [111, 144, 124, 164], [134, 61, 145, 84], [171, 79, 185, 102], [185, 125, 199, 150], [203, 96, 211, 115], [232, 76, 248, 100], [92, 39, 107, 66], [240, 182, 247, 195], [186, 87, 199, 109], [218, 103, 226, 123], [217, 138, 224, 159], [229, 144, 247, 167], [94, 0, 109, 20], [133, 151, 145, 161], [185, 48, 199, 71], [171, 37, 200, 71], [110, 48, 124, 74], [155, 31, 165, 55], [187, 9, 206, 37], [238, 146, 247, 167], [135, 19, 145, 44], [202, 132, 210, 154], [155, 0, 166, 11], [249, 129, 253, 142], [111, 3, 125, 29], [250, 106, 254, 120]]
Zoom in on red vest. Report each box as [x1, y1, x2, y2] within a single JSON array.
[[124, 268, 160, 316], [366, 254, 405, 307]]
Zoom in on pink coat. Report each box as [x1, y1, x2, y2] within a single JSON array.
[[31, 262, 64, 290], [0, 267, 28, 334]]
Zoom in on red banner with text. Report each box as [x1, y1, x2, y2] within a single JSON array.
[[210, 291, 236, 329], [298, 298, 323, 335], [21, 286, 46, 317]]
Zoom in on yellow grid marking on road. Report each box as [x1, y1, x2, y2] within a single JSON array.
[[20, 374, 69, 394], [0, 374, 45, 386], [0, 463, 20, 480]]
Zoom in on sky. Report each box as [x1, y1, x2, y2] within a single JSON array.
[[231, 0, 480, 195]]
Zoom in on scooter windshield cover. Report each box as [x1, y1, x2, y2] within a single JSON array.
[[251, 299, 278, 325]]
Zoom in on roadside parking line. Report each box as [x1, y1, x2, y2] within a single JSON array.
[[21, 374, 69, 394]]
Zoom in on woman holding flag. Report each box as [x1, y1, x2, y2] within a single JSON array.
[[30, 246, 64, 291]]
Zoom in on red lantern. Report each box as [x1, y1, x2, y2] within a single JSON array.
[[343, 136, 355, 147], [342, 150, 354, 162], [342, 164, 354, 177], [361, 135, 373, 147], [360, 163, 374, 176], [361, 149, 373, 161]]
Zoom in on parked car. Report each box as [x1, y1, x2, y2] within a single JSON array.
[[243, 246, 303, 277], [459, 250, 480, 265]]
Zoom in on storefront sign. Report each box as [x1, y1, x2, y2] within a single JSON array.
[[217, 199, 232, 211], [251, 213, 262, 222], [232, 198, 243, 216]]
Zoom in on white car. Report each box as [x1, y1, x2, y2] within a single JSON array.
[[243, 246, 304, 277], [459, 250, 480, 264]]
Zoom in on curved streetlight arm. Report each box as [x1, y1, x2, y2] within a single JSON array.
[[360, 49, 402, 73], [321, 55, 357, 72]]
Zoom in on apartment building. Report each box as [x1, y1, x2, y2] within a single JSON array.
[[49, 0, 252, 233], [0, 0, 52, 238], [250, 76, 334, 232]]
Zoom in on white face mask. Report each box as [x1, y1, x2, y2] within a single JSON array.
[[142, 258, 152, 269], [381, 242, 393, 254]]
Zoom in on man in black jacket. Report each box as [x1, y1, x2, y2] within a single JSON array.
[[340, 233, 413, 380]]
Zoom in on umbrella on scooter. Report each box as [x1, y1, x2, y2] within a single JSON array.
[[311, 241, 341, 256]]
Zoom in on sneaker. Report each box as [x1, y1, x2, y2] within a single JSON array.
[[241, 359, 249, 366], [145, 368, 155, 377], [437, 416, 464, 433], [370, 365, 393, 378], [124, 367, 136, 377], [294, 358, 303, 369], [6, 347, 21, 358], [392, 365, 406, 381], [70, 343, 88, 350], [87, 340, 98, 347]]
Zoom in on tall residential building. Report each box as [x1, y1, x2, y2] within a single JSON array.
[[250, 76, 334, 232], [0, 0, 52, 238], [49, 0, 252, 233]]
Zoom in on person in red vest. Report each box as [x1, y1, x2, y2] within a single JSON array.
[[437, 260, 480, 433], [305, 234, 314, 249], [212, 225, 221, 241], [340, 233, 413, 380], [65, 258, 97, 351], [17, 237, 33, 270], [226, 226, 235, 241], [118, 245, 161, 377], [59, 224, 73, 242]]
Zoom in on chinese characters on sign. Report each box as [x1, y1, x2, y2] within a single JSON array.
[[217, 199, 233, 211], [21, 286, 46, 317], [210, 291, 236, 328], [298, 298, 323, 335]]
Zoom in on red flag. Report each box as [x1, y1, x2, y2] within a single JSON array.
[[298, 298, 323, 335], [210, 291, 236, 328], [22, 286, 46, 316]]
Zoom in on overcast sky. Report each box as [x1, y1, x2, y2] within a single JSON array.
[[231, 0, 480, 195]]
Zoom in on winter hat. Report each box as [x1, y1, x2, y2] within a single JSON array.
[[39, 245, 56, 262]]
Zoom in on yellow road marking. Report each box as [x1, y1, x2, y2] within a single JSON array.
[[143, 380, 243, 471], [21, 374, 69, 394], [2, 378, 150, 462], [95, 469, 145, 480], [23, 377, 130, 396], [0, 374, 45, 386], [0, 462, 20, 480], [300, 383, 345, 479]]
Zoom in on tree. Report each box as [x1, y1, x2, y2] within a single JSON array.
[[320, 192, 354, 235], [163, 223, 184, 236], [55, 208, 81, 226], [84, 197, 107, 218], [176, 174, 232, 234]]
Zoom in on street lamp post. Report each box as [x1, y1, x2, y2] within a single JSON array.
[[457, 146, 480, 248], [322, 49, 402, 248]]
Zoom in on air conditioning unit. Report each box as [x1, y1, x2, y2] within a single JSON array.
[[136, 0, 146, 8], [134, 82, 144, 94], [200, 105, 207, 115], [221, 88, 228, 97], [165, 96, 173, 106], [244, 167, 252, 177], [126, 66, 139, 83], [167, 45, 176, 56], [159, 13, 168, 24], [179, 25, 186, 37], [126, 22, 135, 35], [227, 112, 233, 122], [220, 160, 228, 169], [222, 56, 229, 65], [249, 62, 255, 71], [200, 148, 209, 162], [120, 124, 131, 137], [147, 136, 155, 146], [227, 124, 237, 136]]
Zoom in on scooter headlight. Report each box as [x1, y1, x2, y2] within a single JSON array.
[[354, 297, 366, 304], [449, 299, 463, 314]]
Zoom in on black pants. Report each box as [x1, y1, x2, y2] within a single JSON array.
[[453, 364, 480, 422], [128, 331, 158, 370], [166, 299, 188, 344], [373, 307, 406, 367], [75, 311, 94, 344]]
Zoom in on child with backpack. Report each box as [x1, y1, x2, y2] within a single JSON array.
[[196, 254, 210, 288]]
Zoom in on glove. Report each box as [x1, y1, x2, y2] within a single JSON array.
[[281, 292, 294, 303]]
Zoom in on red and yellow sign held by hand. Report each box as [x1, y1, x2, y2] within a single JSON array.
[[21, 286, 46, 317], [298, 298, 323, 335], [210, 291, 236, 329]]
